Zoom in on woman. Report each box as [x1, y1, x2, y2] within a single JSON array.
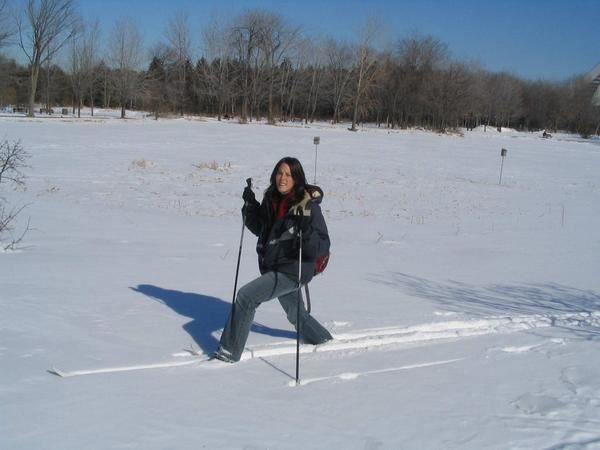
[[215, 157, 333, 363]]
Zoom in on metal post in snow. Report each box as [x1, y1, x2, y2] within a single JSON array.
[[313, 136, 320, 184], [499, 148, 507, 185]]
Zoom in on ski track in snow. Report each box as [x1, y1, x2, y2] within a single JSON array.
[[236, 311, 600, 361], [499, 338, 566, 354], [289, 358, 465, 387], [51, 311, 600, 378]]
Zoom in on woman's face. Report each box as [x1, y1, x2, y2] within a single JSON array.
[[275, 163, 295, 194]]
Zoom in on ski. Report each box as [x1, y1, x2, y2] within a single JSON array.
[[48, 354, 214, 378]]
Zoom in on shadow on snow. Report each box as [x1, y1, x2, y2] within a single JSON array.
[[369, 273, 600, 339], [130, 284, 296, 356]]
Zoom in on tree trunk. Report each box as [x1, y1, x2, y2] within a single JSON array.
[[311, 79, 320, 123], [28, 65, 41, 117], [103, 77, 109, 108], [90, 87, 94, 117], [351, 75, 362, 131], [305, 66, 317, 124], [267, 64, 274, 124]]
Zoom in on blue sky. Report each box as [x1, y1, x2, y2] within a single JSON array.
[[60, 0, 600, 80]]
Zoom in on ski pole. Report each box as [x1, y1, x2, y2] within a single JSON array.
[[231, 178, 252, 323], [296, 226, 303, 386]]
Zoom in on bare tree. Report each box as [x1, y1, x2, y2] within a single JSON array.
[[81, 18, 100, 116], [324, 38, 353, 124], [395, 34, 449, 128], [108, 18, 143, 119], [462, 66, 489, 130], [230, 10, 265, 122], [144, 45, 169, 119], [520, 80, 561, 131], [201, 16, 237, 120], [0, 139, 29, 250], [68, 31, 84, 116], [67, 19, 99, 118], [257, 11, 300, 123], [0, 0, 14, 48], [165, 11, 192, 116], [15, 0, 78, 116], [372, 51, 400, 128], [485, 72, 523, 129], [97, 59, 112, 108], [299, 37, 325, 124], [0, 0, 15, 106], [349, 19, 381, 131], [426, 62, 471, 131], [277, 38, 306, 121]]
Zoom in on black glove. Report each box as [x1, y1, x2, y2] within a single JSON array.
[[293, 212, 311, 232], [242, 186, 256, 204]]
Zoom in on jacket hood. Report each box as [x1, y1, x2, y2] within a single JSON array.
[[305, 184, 324, 203]]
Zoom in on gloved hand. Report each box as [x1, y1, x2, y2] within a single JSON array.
[[293, 212, 311, 232], [242, 186, 256, 204]]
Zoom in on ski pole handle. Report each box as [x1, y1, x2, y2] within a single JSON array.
[[243, 178, 253, 208]]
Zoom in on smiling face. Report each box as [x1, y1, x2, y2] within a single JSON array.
[[275, 162, 295, 195]]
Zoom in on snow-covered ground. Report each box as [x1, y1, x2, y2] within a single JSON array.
[[1, 113, 600, 449]]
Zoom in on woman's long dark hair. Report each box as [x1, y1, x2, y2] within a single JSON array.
[[266, 157, 307, 203]]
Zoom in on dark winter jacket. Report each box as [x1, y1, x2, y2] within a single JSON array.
[[243, 185, 330, 285]]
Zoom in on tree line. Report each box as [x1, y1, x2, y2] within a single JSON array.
[[1, 0, 599, 136]]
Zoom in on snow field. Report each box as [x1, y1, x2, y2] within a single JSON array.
[[1, 114, 600, 449]]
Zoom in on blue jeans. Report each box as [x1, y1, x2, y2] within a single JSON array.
[[218, 272, 332, 361]]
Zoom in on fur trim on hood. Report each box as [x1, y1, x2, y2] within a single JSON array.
[[288, 184, 324, 217]]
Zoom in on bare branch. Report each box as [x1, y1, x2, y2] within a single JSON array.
[[0, 140, 28, 187], [0, 0, 13, 48], [1, 204, 30, 251], [0, 140, 30, 250]]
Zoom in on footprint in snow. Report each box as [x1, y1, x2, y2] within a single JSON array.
[[561, 366, 600, 406], [512, 393, 565, 416]]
